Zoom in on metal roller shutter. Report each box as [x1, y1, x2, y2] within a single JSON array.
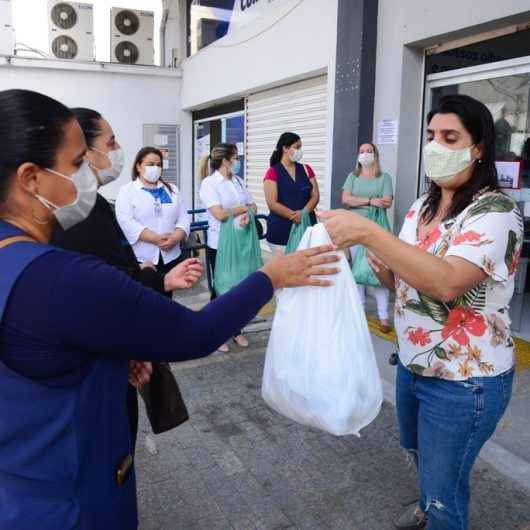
[[245, 75, 329, 214]]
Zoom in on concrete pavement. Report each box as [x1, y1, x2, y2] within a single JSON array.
[[135, 287, 530, 529]]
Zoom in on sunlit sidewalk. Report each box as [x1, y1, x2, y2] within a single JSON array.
[[133, 281, 530, 530]]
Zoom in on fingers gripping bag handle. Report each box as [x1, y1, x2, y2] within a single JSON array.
[[285, 209, 312, 255], [214, 208, 264, 296], [351, 206, 390, 286], [262, 223, 383, 436]]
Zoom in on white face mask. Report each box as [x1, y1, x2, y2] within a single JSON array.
[[35, 161, 98, 230], [289, 148, 303, 163], [143, 165, 162, 183], [91, 147, 124, 186], [358, 152, 375, 167], [423, 140, 474, 183]]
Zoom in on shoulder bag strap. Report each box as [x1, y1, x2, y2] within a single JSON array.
[[0, 236, 37, 250]]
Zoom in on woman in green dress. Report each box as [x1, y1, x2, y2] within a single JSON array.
[[342, 142, 394, 332]]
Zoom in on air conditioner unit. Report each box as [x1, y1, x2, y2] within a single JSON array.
[[48, 1, 94, 62], [110, 8, 154, 66], [0, 0, 14, 56]]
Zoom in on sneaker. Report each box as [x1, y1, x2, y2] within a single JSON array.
[[395, 501, 427, 530], [218, 343, 229, 353], [234, 334, 249, 348]]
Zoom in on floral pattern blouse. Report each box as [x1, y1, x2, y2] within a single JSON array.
[[395, 191, 524, 380]]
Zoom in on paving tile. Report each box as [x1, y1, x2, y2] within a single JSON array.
[[137, 342, 530, 530]]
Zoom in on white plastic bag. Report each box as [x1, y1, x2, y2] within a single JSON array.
[[262, 223, 383, 436]]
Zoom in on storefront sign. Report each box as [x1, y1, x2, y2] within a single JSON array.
[[229, 0, 290, 34], [496, 161, 521, 189], [377, 119, 398, 145]]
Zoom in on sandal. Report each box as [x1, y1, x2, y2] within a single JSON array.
[[379, 320, 392, 334], [234, 334, 249, 348]]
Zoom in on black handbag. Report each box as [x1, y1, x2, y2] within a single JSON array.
[[139, 363, 189, 434], [254, 217, 264, 239]]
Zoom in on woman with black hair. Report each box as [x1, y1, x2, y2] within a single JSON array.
[[51, 108, 202, 449], [0, 89, 338, 530], [263, 132, 320, 255], [322, 94, 524, 530], [115, 146, 191, 277]]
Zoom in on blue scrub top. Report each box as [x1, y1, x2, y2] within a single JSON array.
[[266, 162, 317, 245]]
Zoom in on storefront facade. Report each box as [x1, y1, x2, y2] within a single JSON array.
[[177, 1, 530, 339], [373, 1, 530, 338], [179, 0, 340, 213]]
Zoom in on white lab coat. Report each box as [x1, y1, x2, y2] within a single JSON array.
[[199, 171, 254, 249], [115, 179, 190, 264]]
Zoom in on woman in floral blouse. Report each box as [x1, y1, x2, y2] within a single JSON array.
[[322, 94, 524, 530]]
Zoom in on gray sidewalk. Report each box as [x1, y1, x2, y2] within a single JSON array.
[[135, 288, 530, 529]]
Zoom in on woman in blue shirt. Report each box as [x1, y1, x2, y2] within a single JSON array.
[[263, 132, 320, 255], [51, 107, 200, 449], [0, 89, 338, 530]]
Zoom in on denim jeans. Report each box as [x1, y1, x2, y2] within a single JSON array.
[[396, 362, 514, 530]]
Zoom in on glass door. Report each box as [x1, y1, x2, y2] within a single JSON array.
[[423, 58, 530, 338], [193, 121, 211, 216], [222, 114, 245, 179], [193, 111, 246, 211], [422, 58, 530, 197]]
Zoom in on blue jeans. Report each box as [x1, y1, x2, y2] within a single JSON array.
[[396, 362, 514, 530]]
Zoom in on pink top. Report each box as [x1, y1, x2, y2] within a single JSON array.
[[264, 164, 316, 182]]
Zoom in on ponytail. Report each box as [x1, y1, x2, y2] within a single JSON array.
[[269, 131, 301, 167], [200, 143, 238, 179], [269, 148, 282, 167], [199, 154, 211, 180]]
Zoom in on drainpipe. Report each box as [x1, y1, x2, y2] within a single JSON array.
[[160, 7, 169, 67]]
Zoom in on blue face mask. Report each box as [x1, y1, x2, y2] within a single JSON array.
[[231, 159, 241, 175]]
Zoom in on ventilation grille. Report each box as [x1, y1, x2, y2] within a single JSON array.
[[114, 9, 139, 36], [51, 3, 77, 30], [114, 41, 139, 64], [52, 35, 78, 59]]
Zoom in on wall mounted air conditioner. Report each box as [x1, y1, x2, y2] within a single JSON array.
[[48, 1, 94, 61], [110, 8, 154, 66], [0, 0, 14, 56]]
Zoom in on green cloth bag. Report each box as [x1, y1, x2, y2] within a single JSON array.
[[352, 206, 391, 287], [214, 209, 264, 296], [285, 209, 312, 255]]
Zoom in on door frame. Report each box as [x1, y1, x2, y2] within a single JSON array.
[[192, 110, 246, 208], [419, 55, 530, 195]]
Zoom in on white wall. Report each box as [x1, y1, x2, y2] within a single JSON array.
[[0, 61, 194, 204], [180, 0, 338, 110], [374, 0, 530, 229]]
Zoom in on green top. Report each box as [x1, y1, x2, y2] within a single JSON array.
[[342, 172, 394, 218]]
